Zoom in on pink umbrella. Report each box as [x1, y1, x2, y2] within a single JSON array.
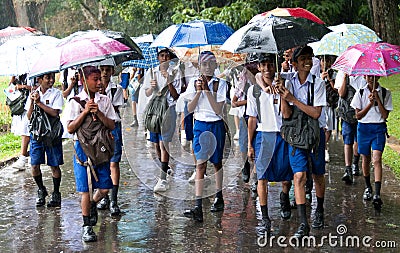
[[0, 26, 43, 45], [29, 34, 131, 78], [331, 42, 400, 76]]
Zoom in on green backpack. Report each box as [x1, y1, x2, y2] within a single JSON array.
[[143, 85, 169, 134]]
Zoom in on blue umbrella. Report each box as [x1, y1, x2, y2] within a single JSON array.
[[122, 42, 159, 69], [150, 20, 234, 48]]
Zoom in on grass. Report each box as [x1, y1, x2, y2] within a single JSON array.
[[380, 74, 400, 179], [0, 132, 22, 161]]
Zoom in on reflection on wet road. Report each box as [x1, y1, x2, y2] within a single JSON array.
[[0, 106, 399, 252]]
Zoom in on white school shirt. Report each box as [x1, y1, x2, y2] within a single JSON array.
[[62, 90, 118, 140], [334, 70, 366, 90], [285, 72, 327, 128], [185, 76, 227, 122], [143, 65, 182, 106], [350, 84, 393, 123], [25, 86, 64, 113], [246, 84, 282, 132], [105, 80, 124, 122]]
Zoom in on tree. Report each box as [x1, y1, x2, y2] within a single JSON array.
[[369, 0, 400, 45]]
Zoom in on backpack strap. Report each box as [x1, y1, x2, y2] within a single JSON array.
[[252, 84, 262, 123], [71, 96, 86, 109]]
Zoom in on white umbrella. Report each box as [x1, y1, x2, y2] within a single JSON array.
[[0, 35, 60, 76]]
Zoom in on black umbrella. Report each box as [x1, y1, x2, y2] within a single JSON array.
[[221, 15, 331, 54]]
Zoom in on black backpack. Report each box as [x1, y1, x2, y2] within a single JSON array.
[[336, 76, 357, 124], [280, 76, 320, 154]]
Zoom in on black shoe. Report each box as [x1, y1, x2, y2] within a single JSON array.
[[47, 192, 61, 207], [82, 225, 97, 242], [257, 218, 271, 236], [242, 160, 250, 183], [184, 206, 203, 222], [279, 192, 291, 220], [290, 199, 297, 209], [36, 188, 48, 207], [352, 164, 360, 176], [110, 201, 121, 216], [250, 181, 258, 199], [97, 195, 110, 210], [342, 167, 353, 184], [210, 197, 224, 212], [363, 188, 373, 201], [89, 201, 98, 226], [312, 210, 324, 229], [372, 195, 383, 210], [294, 223, 310, 238]]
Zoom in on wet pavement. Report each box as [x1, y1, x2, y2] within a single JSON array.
[[0, 104, 399, 253]]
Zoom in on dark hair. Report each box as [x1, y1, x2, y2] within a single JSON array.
[[258, 53, 275, 63], [37, 72, 56, 79], [79, 66, 101, 79], [292, 46, 313, 63]]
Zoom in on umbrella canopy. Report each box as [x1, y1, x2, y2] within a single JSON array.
[[122, 42, 159, 69], [249, 7, 325, 24], [172, 45, 246, 64], [221, 15, 331, 54], [331, 42, 400, 76], [132, 34, 157, 44], [0, 26, 43, 45], [59, 30, 143, 64], [29, 35, 132, 78], [310, 23, 381, 56], [150, 20, 234, 48], [0, 35, 60, 76]]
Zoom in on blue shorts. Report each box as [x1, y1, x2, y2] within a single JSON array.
[[357, 122, 387, 156], [120, 73, 129, 89], [111, 122, 122, 163], [149, 105, 177, 143], [30, 136, 64, 167], [253, 132, 293, 181], [131, 92, 139, 103], [183, 101, 194, 141], [289, 128, 326, 175], [342, 120, 358, 145], [73, 141, 113, 192], [238, 117, 248, 153], [193, 120, 226, 164]]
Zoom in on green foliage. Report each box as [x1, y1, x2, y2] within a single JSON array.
[[382, 147, 400, 180], [306, 1, 344, 25], [380, 75, 400, 139], [0, 133, 21, 161]]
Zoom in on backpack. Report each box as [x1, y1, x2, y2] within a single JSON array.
[[280, 76, 320, 153], [72, 97, 115, 166], [6, 89, 29, 116], [143, 85, 169, 134], [29, 104, 63, 147], [325, 81, 339, 108], [336, 76, 357, 124]]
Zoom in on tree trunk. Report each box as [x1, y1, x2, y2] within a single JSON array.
[[0, 0, 17, 29], [371, 0, 400, 45]]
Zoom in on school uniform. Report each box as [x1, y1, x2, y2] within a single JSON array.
[[63, 90, 118, 192], [350, 84, 393, 155], [25, 86, 64, 167], [105, 80, 124, 163], [285, 72, 327, 175], [185, 76, 227, 164], [143, 64, 181, 143], [246, 83, 292, 181]]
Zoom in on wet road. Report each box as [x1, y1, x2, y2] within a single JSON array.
[[0, 105, 399, 253]]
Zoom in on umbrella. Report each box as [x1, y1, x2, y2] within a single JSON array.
[[0, 35, 60, 76], [0, 26, 43, 45], [249, 7, 325, 24], [58, 30, 143, 64], [172, 45, 246, 64], [132, 34, 157, 44], [122, 42, 159, 69], [150, 20, 234, 48], [220, 15, 331, 54], [29, 35, 132, 78], [331, 42, 400, 76], [310, 23, 381, 56]]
